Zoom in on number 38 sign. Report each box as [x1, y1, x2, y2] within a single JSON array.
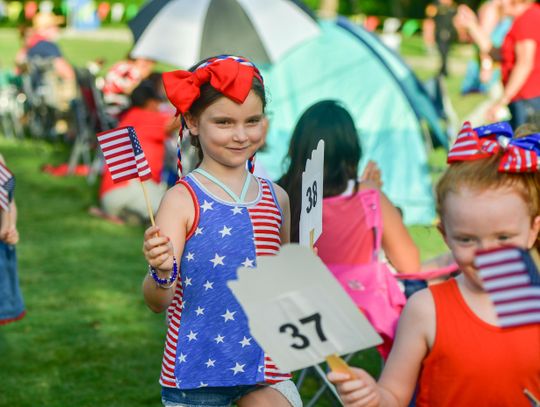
[[300, 140, 324, 247], [228, 245, 382, 372]]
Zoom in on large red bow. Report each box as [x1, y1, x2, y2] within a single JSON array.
[[162, 58, 260, 115], [447, 121, 540, 173]]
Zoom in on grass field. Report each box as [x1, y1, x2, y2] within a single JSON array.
[[0, 28, 487, 406]]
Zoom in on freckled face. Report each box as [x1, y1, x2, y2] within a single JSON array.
[[439, 186, 540, 288]]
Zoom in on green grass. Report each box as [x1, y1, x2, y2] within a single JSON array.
[[0, 139, 166, 406], [0, 29, 478, 406]]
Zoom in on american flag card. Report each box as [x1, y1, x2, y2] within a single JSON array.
[[0, 163, 15, 212], [475, 246, 540, 328], [96, 126, 152, 183]]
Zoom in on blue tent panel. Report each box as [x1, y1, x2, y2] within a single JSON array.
[[259, 20, 444, 224]]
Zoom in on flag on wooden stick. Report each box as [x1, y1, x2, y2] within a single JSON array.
[[475, 246, 540, 328], [96, 126, 152, 183], [0, 163, 15, 212]]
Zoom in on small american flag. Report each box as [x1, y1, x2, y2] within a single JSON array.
[[475, 246, 540, 328], [0, 163, 15, 212], [96, 126, 152, 183]]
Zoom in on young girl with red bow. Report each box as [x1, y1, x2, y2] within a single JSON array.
[[329, 121, 540, 407], [141, 56, 300, 407]]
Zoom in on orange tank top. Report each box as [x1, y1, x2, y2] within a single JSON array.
[[416, 279, 540, 407]]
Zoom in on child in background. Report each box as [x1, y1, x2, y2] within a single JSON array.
[[0, 155, 24, 325], [141, 55, 301, 407], [101, 54, 155, 117], [329, 121, 540, 407], [98, 81, 179, 225], [279, 100, 420, 358]]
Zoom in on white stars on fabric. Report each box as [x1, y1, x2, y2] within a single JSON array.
[[214, 334, 225, 344], [205, 359, 216, 368], [230, 362, 246, 375], [186, 330, 198, 341], [198, 382, 209, 388], [239, 336, 252, 348], [203, 280, 214, 290], [195, 227, 203, 236], [210, 253, 225, 268], [219, 225, 232, 237], [231, 206, 243, 215], [241, 257, 254, 268], [184, 277, 192, 287], [178, 353, 187, 363], [185, 252, 195, 261], [221, 309, 236, 322], [201, 200, 214, 212], [195, 306, 205, 316]]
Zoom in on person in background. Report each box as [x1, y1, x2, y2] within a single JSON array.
[[101, 54, 155, 117], [24, 12, 75, 82], [279, 100, 420, 359], [0, 154, 23, 326], [458, 0, 512, 95], [328, 121, 540, 407], [97, 81, 179, 224], [425, 0, 458, 76], [457, 0, 540, 127]]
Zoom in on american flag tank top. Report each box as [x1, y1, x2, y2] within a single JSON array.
[[159, 174, 291, 389]]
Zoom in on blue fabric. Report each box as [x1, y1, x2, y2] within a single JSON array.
[[0, 242, 24, 323], [161, 385, 259, 407], [258, 20, 444, 224], [27, 40, 62, 59], [509, 96, 540, 128], [172, 174, 266, 389]]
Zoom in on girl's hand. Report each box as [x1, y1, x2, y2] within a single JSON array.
[[143, 226, 174, 272], [0, 227, 19, 245], [328, 368, 380, 407], [455, 4, 478, 30], [361, 161, 382, 190], [485, 100, 507, 123]]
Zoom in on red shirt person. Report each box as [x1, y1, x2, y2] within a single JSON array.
[[99, 82, 179, 223]]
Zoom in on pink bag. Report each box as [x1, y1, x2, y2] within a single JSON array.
[[328, 261, 405, 341], [325, 189, 406, 341]]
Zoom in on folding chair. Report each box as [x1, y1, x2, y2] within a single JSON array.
[[70, 67, 117, 181], [21, 56, 59, 139]]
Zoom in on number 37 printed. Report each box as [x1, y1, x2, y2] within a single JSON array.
[[279, 312, 327, 350]]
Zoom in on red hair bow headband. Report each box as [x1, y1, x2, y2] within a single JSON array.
[[163, 56, 263, 116], [448, 121, 540, 172], [162, 56, 264, 177]]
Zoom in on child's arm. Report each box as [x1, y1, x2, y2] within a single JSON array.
[[0, 199, 19, 245], [0, 154, 18, 245], [142, 183, 194, 313], [329, 289, 434, 406], [379, 192, 420, 274], [273, 183, 291, 244]]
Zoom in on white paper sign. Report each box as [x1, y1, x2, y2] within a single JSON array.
[[299, 140, 324, 247], [228, 244, 382, 373]]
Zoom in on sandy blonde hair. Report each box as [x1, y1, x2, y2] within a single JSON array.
[[436, 124, 540, 247]]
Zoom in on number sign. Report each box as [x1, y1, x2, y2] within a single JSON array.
[[300, 140, 324, 247], [228, 244, 382, 372]]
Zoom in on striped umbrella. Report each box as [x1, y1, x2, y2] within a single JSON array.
[[128, 0, 320, 67]]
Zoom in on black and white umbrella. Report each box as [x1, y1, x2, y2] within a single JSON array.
[[128, 0, 320, 67]]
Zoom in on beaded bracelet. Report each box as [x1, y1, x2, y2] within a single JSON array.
[[149, 256, 178, 289]]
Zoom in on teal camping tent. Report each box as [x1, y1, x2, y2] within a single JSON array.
[[258, 18, 446, 225]]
